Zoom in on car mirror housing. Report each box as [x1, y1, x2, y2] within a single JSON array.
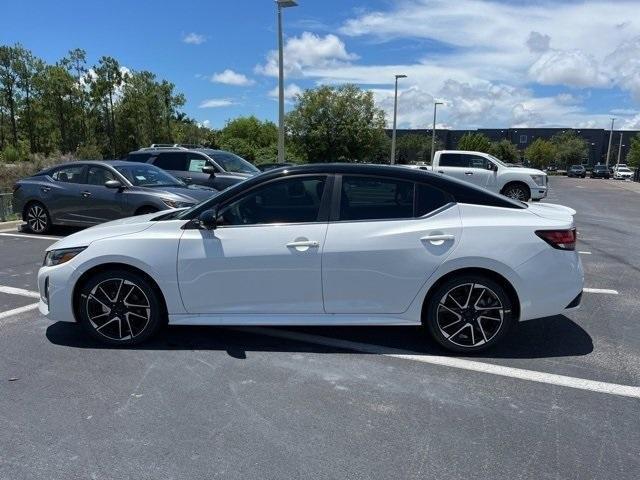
[[105, 180, 123, 189], [197, 209, 217, 230], [201, 165, 216, 176], [487, 162, 497, 171]]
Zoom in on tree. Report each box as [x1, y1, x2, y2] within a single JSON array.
[[91, 56, 125, 157], [457, 133, 492, 153], [489, 139, 520, 164], [626, 133, 640, 169], [286, 84, 387, 163], [551, 130, 587, 167], [395, 133, 442, 164], [0, 45, 20, 146], [217, 115, 278, 162], [525, 138, 556, 168]]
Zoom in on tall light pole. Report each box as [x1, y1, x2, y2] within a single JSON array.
[[616, 132, 624, 168], [605, 118, 615, 167], [276, 0, 298, 163], [390, 74, 407, 164], [431, 102, 444, 164]]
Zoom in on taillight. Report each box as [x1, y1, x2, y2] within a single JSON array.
[[535, 228, 576, 251]]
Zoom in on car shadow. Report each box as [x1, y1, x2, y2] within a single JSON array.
[[46, 314, 593, 360]]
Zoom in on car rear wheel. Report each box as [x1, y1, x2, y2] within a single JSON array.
[[501, 183, 530, 202], [425, 275, 514, 352], [76, 269, 164, 346], [24, 202, 51, 234]]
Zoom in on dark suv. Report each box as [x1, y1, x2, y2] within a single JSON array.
[[126, 147, 260, 190], [590, 164, 610, 179]]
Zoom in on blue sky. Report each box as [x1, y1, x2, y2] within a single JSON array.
[[3, 0, 640, 130]]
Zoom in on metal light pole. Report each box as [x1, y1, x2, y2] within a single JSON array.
[[431, 102, 444, 164], [390, 74, 407, 164], [616, 132, 624, 168], [276, 0, 298, 163], [605, 118, 615, 167]]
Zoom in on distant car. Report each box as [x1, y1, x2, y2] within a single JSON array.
[[590, 165, 610, 179], [257, 162, 295, 172], [546, 165, 558, 172], [13, 161, 217, 234], [567, 165, 586, 178], [613, 166, 633, 180], [126, 146, 260, 190]]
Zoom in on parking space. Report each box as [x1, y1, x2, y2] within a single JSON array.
[[1, 176, 639, 479]]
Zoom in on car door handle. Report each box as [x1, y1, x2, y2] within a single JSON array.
[[286, 240, 320, 248], [40, 186, 51, 193], [464, 171, 474, 175], [421, 234, 455, 245], [437, 170, 444, 174], [81, 191, 92, 198]]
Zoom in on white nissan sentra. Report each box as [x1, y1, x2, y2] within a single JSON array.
[[37, 164, 583, 352]]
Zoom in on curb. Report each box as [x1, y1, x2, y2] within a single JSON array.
[[0, 219, 23, 230]]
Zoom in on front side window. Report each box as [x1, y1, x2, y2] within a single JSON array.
[[154, 152, 186, 171], [339, 176, 414, 221], [468, 156, 489, 169], [51, 165, 85, 183], [86, 166, 116, 186], [114, 164, 182, 187], [219, 176, 326, 226]]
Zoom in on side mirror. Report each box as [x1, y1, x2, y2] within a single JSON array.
[[202, 165, 216, 176], [183, 177, 193, 185], [197, 209, 217, 230], [486, 162, 497, 171], [105, 180, 123, 189]]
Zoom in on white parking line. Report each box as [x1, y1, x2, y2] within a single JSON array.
[[0, 303, 39, 321], [0, 232, 61, 240], [0, 285, 40, 298], [584, 288, 619, 295], [247, 328, 640, 399], [578, 251, 592, 255]]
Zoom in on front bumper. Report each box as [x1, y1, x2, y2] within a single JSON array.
[[37, 262, 78, 323], [530, 185, 548, 200]]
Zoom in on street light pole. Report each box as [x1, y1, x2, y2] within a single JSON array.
[[605, 118, 615, 167], [390, 74, 407, 164], [276, 0, 298, 164], [431, 102, 443, 164], [616, 132, 624, 168]]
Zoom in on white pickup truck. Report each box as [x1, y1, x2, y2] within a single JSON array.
[[429, 150, 548, 201]]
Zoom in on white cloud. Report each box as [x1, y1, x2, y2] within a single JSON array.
[[255, 32, 358, 77], [526, 32, 551, 54], [529, 49, 609, 88], [268, 83, 303, 102], [604, 36, 640, 100], [211, 69, 255, 86], [198, 98, 234, 108], [183, 32, 207, 45]]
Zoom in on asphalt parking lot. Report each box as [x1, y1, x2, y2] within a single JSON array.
[[1, 176, 639, 479]]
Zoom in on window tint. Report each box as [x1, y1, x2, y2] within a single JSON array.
[[127, 152, 153, 163], [51, 165, 84, 183], [468, 156, 489, 169], [86, 166, 116, 186], [416, 184, 453, 217], [439, 153, 467, 167], [153, 152, 186, 170], [340, 176, 414, 221], [219, 176, 326, 226]]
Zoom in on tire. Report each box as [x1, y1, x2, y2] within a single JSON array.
[[76, 269, 165, 346], [24, 201, 52, 234], [424, 275, 514, 353], [501, 183, 531, 202], [135, 206, 158, 216]]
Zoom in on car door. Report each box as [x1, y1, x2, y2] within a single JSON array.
[[177, 175, 330, 314], [437, 153, 491, 188], [45, 165, 87, 224], [184, 153, 223, 188], [78, 166, 126, 223], [322, 175, 461, 314]]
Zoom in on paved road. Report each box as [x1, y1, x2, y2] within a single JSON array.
[[1, 177, 639, 479]]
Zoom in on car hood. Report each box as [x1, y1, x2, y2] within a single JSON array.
[[527, 202, 576, 222], [45, 211, 178, 252], [143, 185, 218, 202], [506, 166, 546, 176]]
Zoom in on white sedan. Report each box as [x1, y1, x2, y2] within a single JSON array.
[[37, 164, 583, 352], [613, 167, 633, 180]]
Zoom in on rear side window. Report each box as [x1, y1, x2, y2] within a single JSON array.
[[154, 152, 186, 170], [127, 152, 153, 163], [416, 184, 453, 217], [339, 176, 414, 221], [51, 165, 84, 183], [440, 153, 488, 168]]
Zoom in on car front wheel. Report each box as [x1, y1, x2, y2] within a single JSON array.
[[77, 269, 165, 345], [425, 275, 514, 352], [501, 183, 530, 202]]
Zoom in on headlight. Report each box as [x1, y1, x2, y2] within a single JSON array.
[[162, 199, 193, 209], [530, 174, 546, 186], [43, 247, 87, 267]]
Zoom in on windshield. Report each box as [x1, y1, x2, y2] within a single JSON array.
[[618, 168, 631, 172], [115, 164, 183, 187], [201, 150, 259, 174], [486, 154, 508, 167]]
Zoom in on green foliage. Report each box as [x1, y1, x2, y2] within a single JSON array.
[[286, 84, 387, 163], [525, 138, 556, 168], [75, 141, 103, 160], [395, 134, 442, 164], [550, 130, 587, 167], [627, 133, 640, 169], [489, 139, 520, 164], [457, 133, 492, 153], [1, 145, 22, 163], [217, 116, 279, 163]]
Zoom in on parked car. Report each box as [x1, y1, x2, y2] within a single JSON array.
[[567, 165, 586, 178], [37, 164, 583, 353], [590, 165, 610, 179], [430, 150, 548, 201], [126, 146, 260, 190], [546, 165, 558, 173], [613, 166, 633, 180], [13, 161, 217, 233], [257, 162, 295, 172]]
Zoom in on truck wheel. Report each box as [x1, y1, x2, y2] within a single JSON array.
[[501, 183, 530, 202]]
